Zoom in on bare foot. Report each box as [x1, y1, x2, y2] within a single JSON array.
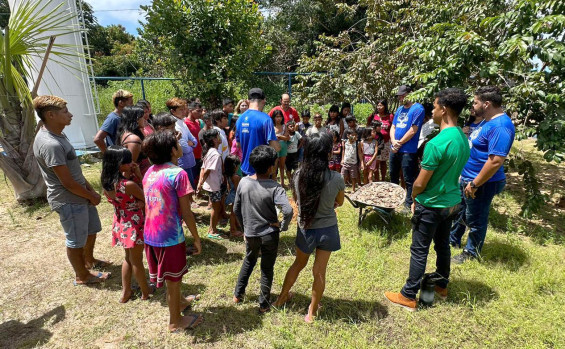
[[304, 313, 315, 323], [169, 314, 203, 332], [119, 289, 133, 303], [141, 283, 157, 300], [273, 291, 294, 307]]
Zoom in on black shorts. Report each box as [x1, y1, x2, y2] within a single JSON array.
[[286, 152, 299, 172]]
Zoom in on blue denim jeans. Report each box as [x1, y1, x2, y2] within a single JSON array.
[[389, 151, 419, 206], [401, 202, 459, 300], [449, 178, 506, 257]]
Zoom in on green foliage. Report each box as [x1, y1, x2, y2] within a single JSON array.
[[138, 0, 267, 107], [95, 80, 177, 125], [0, 0, 9, 29]]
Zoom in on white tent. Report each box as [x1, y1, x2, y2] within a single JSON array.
[[8, 0, 99, 149]]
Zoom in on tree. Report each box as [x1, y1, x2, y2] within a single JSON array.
[[0, 0, 82, 202], [295, 0, 565, 216], [0, 0, 9, 29], [137, 0, 267, 106]]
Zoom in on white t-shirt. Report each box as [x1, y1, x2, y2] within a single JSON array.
[[214, 126, 229, 160], [287, 132, 302, 153], [418, 119, 438, 148]]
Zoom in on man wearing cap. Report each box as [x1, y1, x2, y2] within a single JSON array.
[[236, 88, 281, 175], [268, 93, 300, 124], [390, 85, 426, 208]]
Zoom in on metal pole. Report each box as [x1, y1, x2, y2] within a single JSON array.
[[140, 79, 146, 100], [288, 73, 292, 98]]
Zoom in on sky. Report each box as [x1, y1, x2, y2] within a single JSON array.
[[88, 0, 151, 35]]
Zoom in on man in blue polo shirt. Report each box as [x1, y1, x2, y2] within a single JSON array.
[[236, 88, 281, 175], [390, 85, 426, 208], [450, 86, 515, 264]]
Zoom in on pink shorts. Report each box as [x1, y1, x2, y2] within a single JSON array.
[[364, 155, 377, 171], [145, 242, 188, 288]]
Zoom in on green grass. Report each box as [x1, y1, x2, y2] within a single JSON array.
[[0, 140, 564, 348]]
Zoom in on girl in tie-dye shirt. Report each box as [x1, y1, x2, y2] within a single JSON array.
[[142, 130, 203, 332]]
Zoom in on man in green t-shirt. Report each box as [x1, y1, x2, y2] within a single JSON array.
[[385, 88, 471, 311]]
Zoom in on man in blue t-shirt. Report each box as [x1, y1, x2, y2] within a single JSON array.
[[389, 85, 425, 207], [93, 89, 133, 153], [235, 88, 281, 175], [450, 86, 515, 264]]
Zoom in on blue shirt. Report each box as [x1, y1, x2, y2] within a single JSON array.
[[235, 109, 277, 175], [392, 103, 425, 153], [100, 112, 121, 146], [461, 113, 515, 182]]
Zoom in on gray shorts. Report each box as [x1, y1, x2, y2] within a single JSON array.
[[295, 224, 341, 254], [55, 204, 102, 248]]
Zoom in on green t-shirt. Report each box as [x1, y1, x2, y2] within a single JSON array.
[[416, 126, 470, 208]]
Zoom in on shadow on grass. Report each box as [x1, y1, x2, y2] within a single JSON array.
[[154, 283, 208, 310], [446, 279, 499, 307], [360, 210, 412, 246], [187, 239, 243, 266], [0, 305, 65, 348], [195, 306, 263, 343], [275, 292, 389, 324], [481, 238, 529, 272], [278, 234, 298, 257]]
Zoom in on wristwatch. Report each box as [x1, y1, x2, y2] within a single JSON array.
[[469, 181, 478, 189]]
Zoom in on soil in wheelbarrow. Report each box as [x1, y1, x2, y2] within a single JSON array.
[[349, 182, 405, 209]]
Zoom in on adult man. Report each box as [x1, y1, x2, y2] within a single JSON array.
[[385, 88, 470, 310], [390, 85, 425, 208], [450, 86, 515, 264], [268, 93, 300, 124], [93, 89, 133, 152], [33, 95, 110, 285], [166, 98, 198, 189], [236, 88, 281, 175]]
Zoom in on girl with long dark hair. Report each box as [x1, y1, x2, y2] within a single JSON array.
[[274, 133, 345, 323], [372, 99, 394, 181], [197, 129, 223, 239], [272, 109, 290, 188], [101, 145, 154, 303], [137, 99, 154, 135], [118, 105, 151, 176], [326, 104, 344, 138]]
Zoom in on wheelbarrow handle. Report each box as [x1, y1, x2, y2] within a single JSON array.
[[345, 195, 359, 208]]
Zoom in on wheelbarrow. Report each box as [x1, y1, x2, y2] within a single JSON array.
[[344, 182, 405, 225]]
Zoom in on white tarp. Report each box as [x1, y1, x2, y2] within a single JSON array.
[[8, 0, 99, 149]]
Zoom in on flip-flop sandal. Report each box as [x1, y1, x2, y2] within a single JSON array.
[[207, 233, 223, 240], [73, 271, 111, 286], [181, 294, 201, 314], [170, 314, 203, 333]]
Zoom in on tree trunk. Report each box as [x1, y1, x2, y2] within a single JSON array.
[[0, 82, 47, 203]]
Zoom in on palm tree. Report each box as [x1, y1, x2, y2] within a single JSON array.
[[0, 0, 81, 202]]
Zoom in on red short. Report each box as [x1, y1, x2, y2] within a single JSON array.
[[329, 162, 342, 172], [145, 242, 187, 288]]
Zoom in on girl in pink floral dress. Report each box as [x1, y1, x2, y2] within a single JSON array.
[[102, 146, 154, 303]]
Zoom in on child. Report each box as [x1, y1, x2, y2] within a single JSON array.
[[297, 109, 311, 162], [233, 145, 293, 312], [224, 154, 243, 238], [197, 129, 224, 239], [102, 146, 154, 303], [342, 115, 360, 141], [142, 131, 202, 332], [285, 120, 303, 181], [360, 128, 378, 185], [272, 109, 290, 187], [274, 133, 345, 323], [326, 104, 344, 138], [341, 129, 362, 192], [306, 113, 328, 136], [329, 130, 342, 172], [372, 121, 386, 181]]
